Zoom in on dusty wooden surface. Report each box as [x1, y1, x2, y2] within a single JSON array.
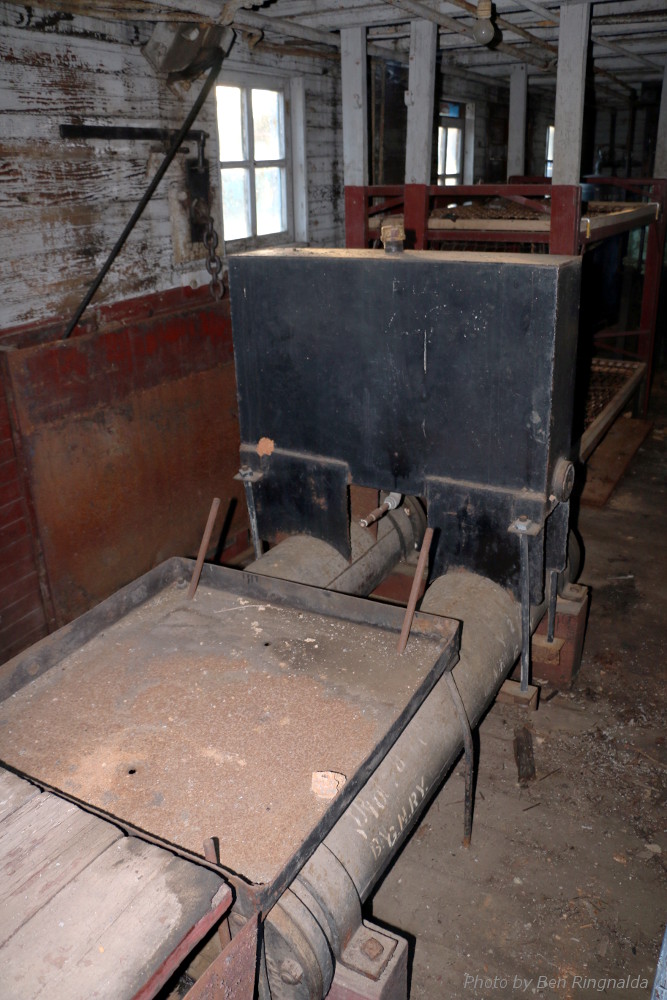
[[0, 768, 230, 1000], [0, 581, 448, 884]]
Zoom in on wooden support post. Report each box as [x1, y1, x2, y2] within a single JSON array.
[[289, 77, 308, 243], [637, 178, 667, 413], [405, 19, 438, 185], [507, 65, 527, 180], [552, 3, 591, 186], [341, 27, 369, 188], [549, 184, 581, 255], [655, 62, 667, 178], [404, 184, 429, 249], [344, 186, 368, 248]]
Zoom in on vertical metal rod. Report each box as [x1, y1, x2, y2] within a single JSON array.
[[203, 837, 232, 950], [519, 530, 531, 692], [397, 525, 434, 654], [239, 468, 263, 560], [445, 671, 474, 848], [62, 49, 224, 340], [546, 568, 559, 643], [188, 497, 221, 600]]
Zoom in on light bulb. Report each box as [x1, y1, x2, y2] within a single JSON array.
[[472, 16, 495, 44]]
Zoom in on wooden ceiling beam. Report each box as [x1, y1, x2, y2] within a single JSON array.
[[380, 0, 555, 68]]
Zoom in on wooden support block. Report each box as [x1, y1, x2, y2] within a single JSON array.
[[496, 679, 539, 711], [531, 633, 565, 665]]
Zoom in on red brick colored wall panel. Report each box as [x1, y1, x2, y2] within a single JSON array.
[[4, 296, 245, 629], [0, 569, 43, 613], [0, 474, 22, 512], [0, 498, 28, 549], [1, 533, 37, 574], [9, 300, 234, 432], [0, 438, 17, 466], [0, 606, 48, 658]]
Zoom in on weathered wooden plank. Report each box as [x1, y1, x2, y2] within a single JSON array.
[[341, 27, 368, 186], [0, 768, 39, 824], [0, 791, 123, 946], [581, 417, 653, 507], [405, 20, 438, 184], [552, 4, 591, 185], [1, 836, 227, 1000], [1, 4, 147, 47], [507, 64, 527, 179], [654, 61, 667, 178]]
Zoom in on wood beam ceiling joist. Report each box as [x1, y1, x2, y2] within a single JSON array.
[[503, 0, 663, 72], [381, 0, 636, 95]]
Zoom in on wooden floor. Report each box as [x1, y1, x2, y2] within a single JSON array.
[[0, 768, 231, 1000]]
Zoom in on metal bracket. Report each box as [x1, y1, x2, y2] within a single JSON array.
[[508, 515, 540, 693]]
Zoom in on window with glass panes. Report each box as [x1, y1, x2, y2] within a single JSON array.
[[437, 103, 464, 186], [216, 83, 291, 245]]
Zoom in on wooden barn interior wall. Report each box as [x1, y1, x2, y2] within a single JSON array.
[[0, 2, 345, 661]]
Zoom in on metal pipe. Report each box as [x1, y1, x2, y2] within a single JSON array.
[[248, 500, 426, 597], [62, 48, 225, 340], [258, 570, 552, 998]]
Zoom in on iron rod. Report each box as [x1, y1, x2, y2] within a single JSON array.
[[445, 671, 474, 848], [547, 568, 559, 643], [397, 525, 434, 654], [187, 497, 221, 600], [519, 530, 531, 692], [62, 49, 223, 340]]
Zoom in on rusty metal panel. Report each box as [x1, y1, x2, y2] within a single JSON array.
[[0, 379, 50, 661], [3, 298, 246, 629], [183, 915, 259, 1000]]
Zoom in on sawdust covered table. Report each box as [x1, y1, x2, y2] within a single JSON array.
[[0, 559, 459, 889]]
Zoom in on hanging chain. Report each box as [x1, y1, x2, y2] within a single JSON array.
[[203, 212, 224, 301]]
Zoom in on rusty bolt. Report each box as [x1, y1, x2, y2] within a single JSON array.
[[360, 936, 385, 961], [279, 958, 304, 985]]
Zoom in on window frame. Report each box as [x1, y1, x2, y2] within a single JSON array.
[[216, 71, 297, 252]]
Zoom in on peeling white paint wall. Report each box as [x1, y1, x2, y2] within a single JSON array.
[[0, 4, 344, 330]]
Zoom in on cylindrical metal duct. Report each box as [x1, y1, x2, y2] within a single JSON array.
[[247, 499, 426, 595], [259, 569, 543, 999]]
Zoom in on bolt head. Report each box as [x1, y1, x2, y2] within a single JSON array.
[[361, 936, 385, 961], [279, 958, 304, 985]]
